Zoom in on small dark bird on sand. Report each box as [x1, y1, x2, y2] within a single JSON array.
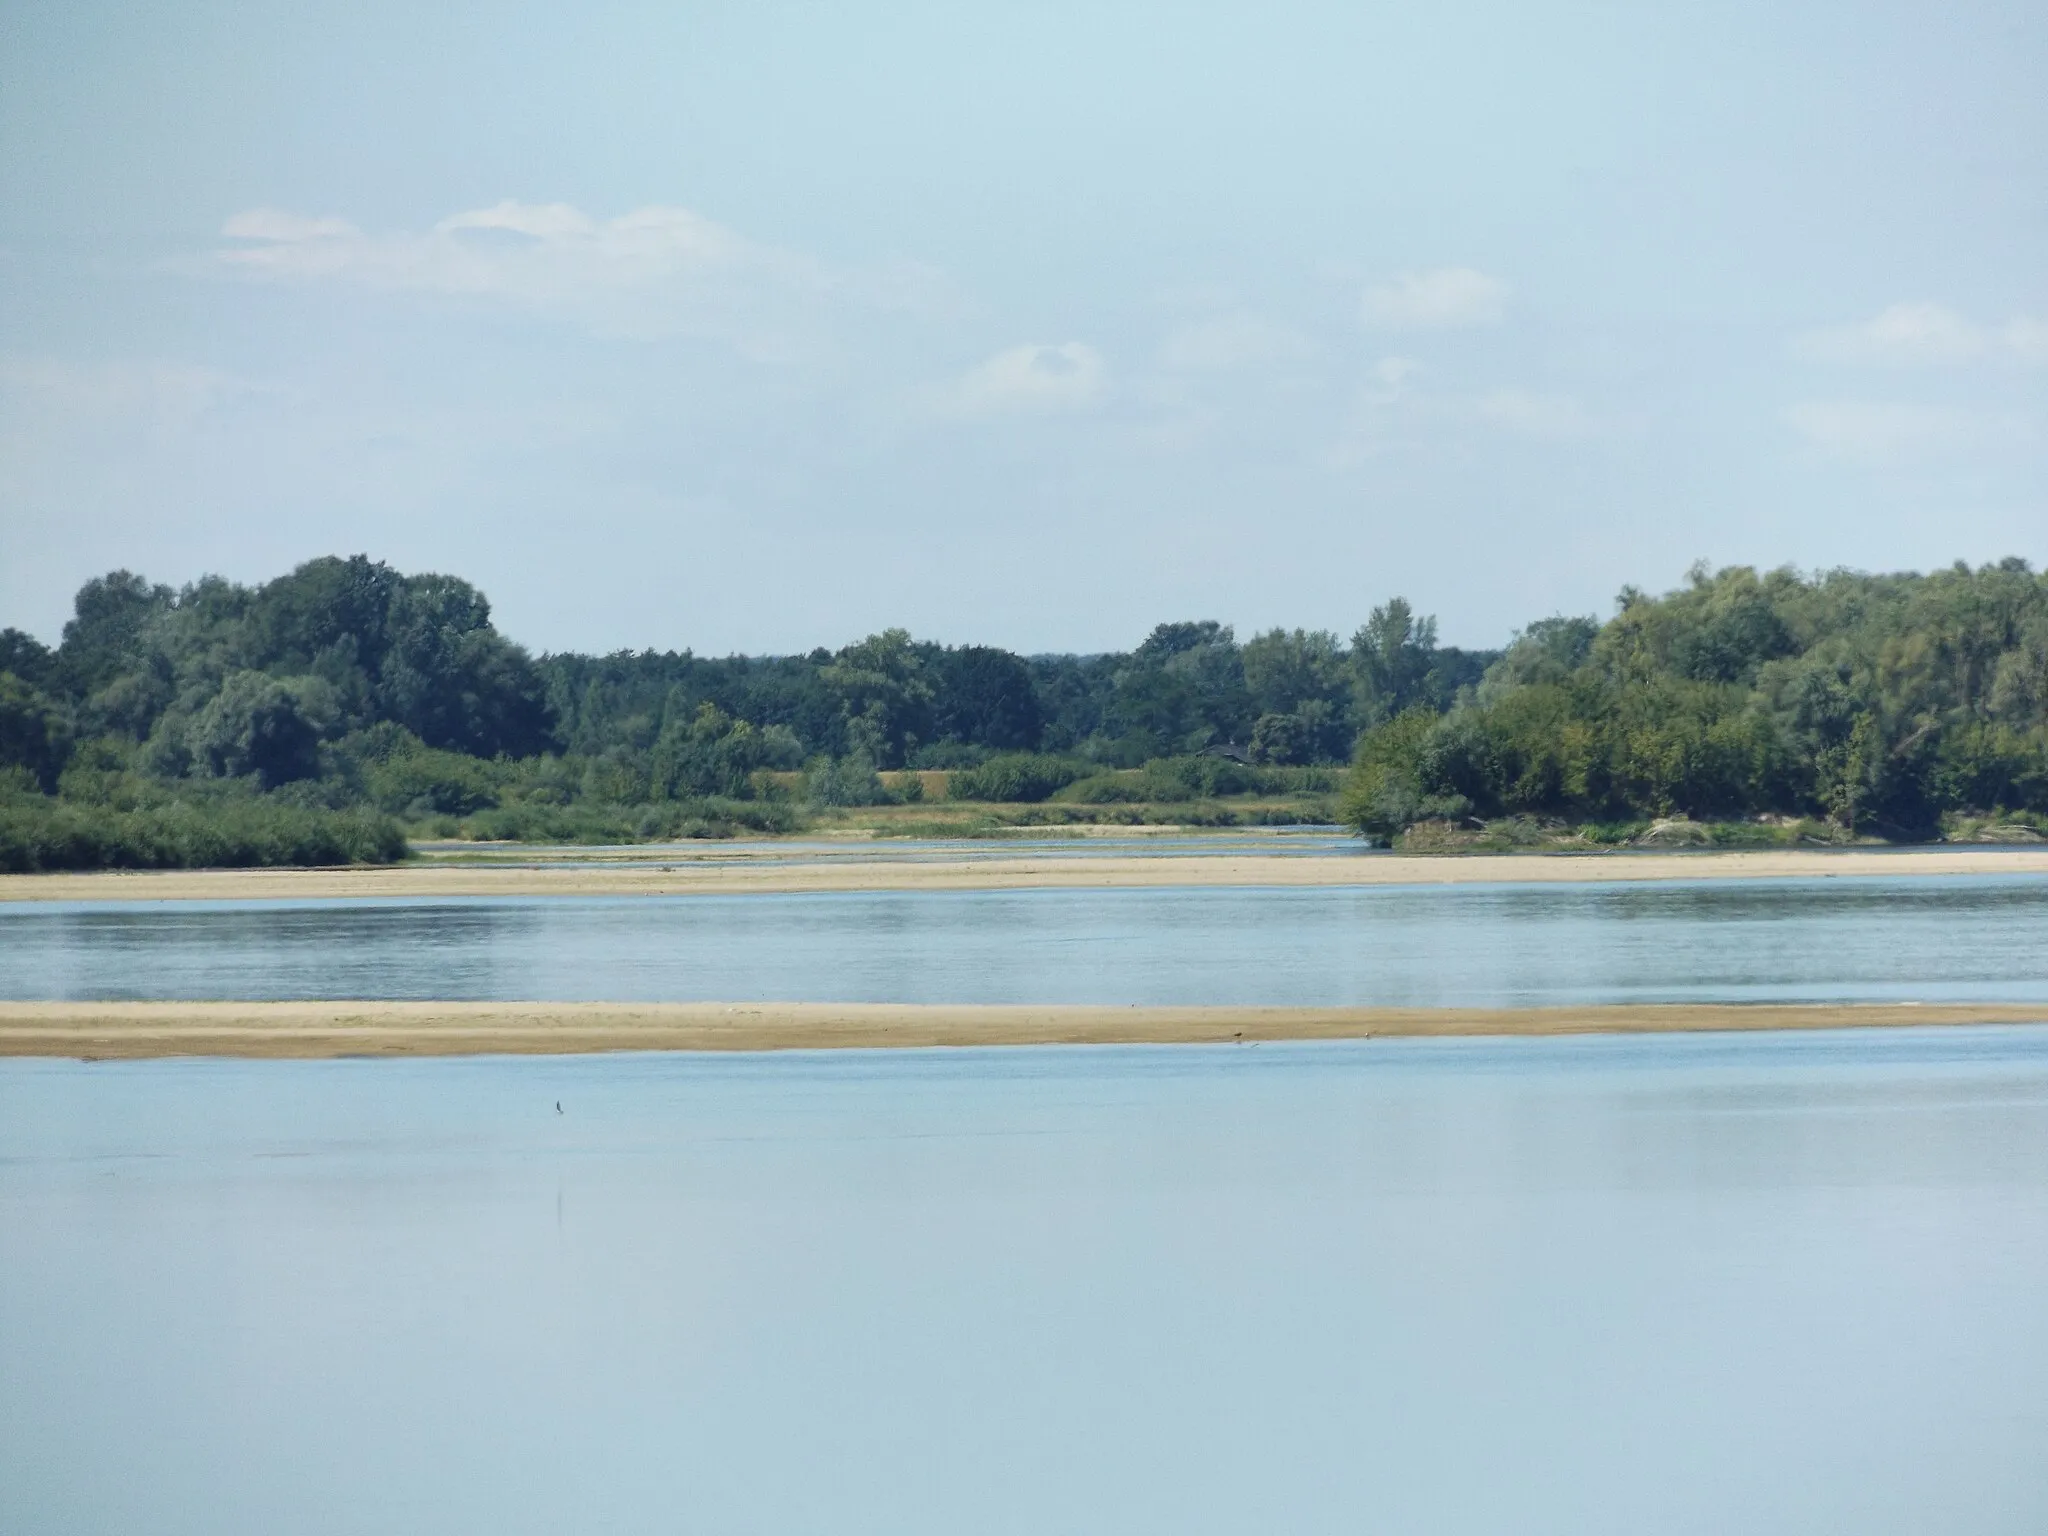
[[556, 1102, 562, 1114]]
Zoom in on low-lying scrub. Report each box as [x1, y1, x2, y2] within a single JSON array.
[[1388, 813, 1865, 854], [0, 795, 406, 872], [1055, 758, 1343, 806], [427, 797, 803, 844], [946, 754, 1091, 803]]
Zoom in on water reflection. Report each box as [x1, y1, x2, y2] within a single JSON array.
[[4, 875, 2047, 1006]]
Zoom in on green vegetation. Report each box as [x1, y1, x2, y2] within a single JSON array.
[[0, 769, 404, 873], [1339, 561, 2048, 847], [3, 553, 2044, 868]]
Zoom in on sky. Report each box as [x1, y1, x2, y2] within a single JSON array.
[[1, 0, 2043, 655]]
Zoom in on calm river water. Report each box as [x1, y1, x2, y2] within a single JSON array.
[[4, 874, 2047, 1005], [4, 1029, 2046, 1535]]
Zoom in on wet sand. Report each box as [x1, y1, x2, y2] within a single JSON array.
[[4, 999, 2043, 1059], [4, 845, 2046, 904]]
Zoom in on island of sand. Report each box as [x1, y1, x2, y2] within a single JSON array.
[[4, 845, 2044, 1059], [5, 844, 2047, 905]]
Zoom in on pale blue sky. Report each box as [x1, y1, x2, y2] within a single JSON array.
[[2, 0, 2042, 652]]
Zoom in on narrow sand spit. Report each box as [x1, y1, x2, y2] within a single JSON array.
[[4, 1000, 2044, 1059], [4, 846, 2047, 904]]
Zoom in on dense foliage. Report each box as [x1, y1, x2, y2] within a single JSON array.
[[0, 771, 404, 873], [1339, 561, 2048, 840], [4, 553, 2044, 866]]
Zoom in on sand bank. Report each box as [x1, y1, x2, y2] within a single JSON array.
[[4, 845, 2047, 904], [4, 999, 2043, 1059]]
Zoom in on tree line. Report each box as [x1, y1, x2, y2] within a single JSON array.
[[0, 553, 1485, 801], [1342, 560, 2048, 840], [4, 553, 2046, 864]]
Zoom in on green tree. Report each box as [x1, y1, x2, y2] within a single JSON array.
[[1339, 707, 1454, 840], [927, 645, 1043, 751], [0, 672, 73, 790], [54, 571, 173, 697], [823, 630, 933, 767], [188, 671, 332, 788], [1351, 598, 1438, 725]]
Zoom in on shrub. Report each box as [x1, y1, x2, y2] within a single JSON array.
[[1055, 772, 1151, 804], [366, 745, 502, 816], [454, 797, 803, 843], [1339, 708, 1441, 840], [0, 796, 406, 872], [1138, 755, 1265, 799], [805, 754, 890, 807], [946, 753, 1089, 803]]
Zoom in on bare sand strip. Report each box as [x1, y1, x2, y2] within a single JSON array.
[[4, 999, 2043, 1060], [4, 846, 2047, 905]]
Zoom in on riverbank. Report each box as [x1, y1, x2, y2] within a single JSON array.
[[4, 999, 2044, 1058], [2, 844, 2046, 903]]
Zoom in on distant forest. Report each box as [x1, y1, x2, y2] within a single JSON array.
[[4, 553, 2047, 866]]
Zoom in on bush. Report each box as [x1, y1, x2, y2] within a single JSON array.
[[365, 745, 503, 816], [806, 754, 890, 807], [1340, 708, 1441, 840], [453, 797, 803, 843], [946, 753, 1089, 803], [0, 796, 406, 872], [1137, 755, 1266, 799], [906, 741, 991, 770], [1055, 771, 1152, 804]]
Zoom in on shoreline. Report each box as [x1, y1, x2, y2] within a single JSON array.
[[4, 845, 2047, 904], [4, 999, 2044, 1059]]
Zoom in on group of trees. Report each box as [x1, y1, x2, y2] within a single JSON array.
[[6, 553, 2047, 855], [1341, 561, 2048, 839], [0, 554, 1482, 839], [543, 597, 1492, 778], [1, 556, 551, 794]]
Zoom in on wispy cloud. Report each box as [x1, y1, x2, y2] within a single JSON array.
[[210, 201, 950, 356], [1360, 267, 1507, 330], [2003, 317, 2048, 366], [936, 343, 1107, 418], [1473, 389, 1595, 439], [1793, 302, 2047, 367], [1158, 313, 1314, 371], [1781, 399, 2026, 465]]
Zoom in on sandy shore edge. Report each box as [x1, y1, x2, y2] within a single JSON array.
[[4, 999, 2044, 1059], [4, 846, 2047, 904]]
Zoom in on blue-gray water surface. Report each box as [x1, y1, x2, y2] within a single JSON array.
[[3, 1029, 2046, 1535], [5, 874, 2048, 1005]]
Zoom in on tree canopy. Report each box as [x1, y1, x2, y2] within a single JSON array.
[[6, 554, 2045, 841], [1340, 560, 2048, 838]]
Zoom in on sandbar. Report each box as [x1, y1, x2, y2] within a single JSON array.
[[4, 999, 2043, 1059], [4, 845, 2046, 904]]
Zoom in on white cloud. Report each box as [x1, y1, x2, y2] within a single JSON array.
[[939, 343, 1107, 417], [1795, 302, 1986, 365], [1158, 313, 1314, 371], [2005, 317, 2048, 366], [1474, 389, 1594, 439], [1360, 267, 1507, 330], [220, 209, 361, 244], [1794, 302, 2047, 367], [210, 200, 944, 355], [1780, 399, 2023, 465]]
